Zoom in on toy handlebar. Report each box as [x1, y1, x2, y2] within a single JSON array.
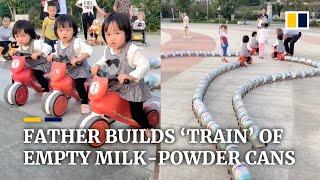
[[97, 69, 130, 84], [52, 55, 82, 66], [14, 52, 40, 60], [14, 52, 49, 68]]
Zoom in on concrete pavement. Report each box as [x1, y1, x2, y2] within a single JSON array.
[[160, 23, 320, 179]]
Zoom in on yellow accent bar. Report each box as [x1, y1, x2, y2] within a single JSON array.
[[287, 13, 297, 28], [23, 117, 42, 123]]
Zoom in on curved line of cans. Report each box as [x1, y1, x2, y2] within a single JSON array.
[[192, 55, 320, 179], [160, 50, 238, 59], [191, 61, 252, 179], [232, 56, 320, 149]]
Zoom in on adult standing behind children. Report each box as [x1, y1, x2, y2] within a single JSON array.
[[40, 0, 47, 20], [257, 9, 269, 28], [76, 0, 107, 41], [42, 2, 58, 51], [113, 0, 133, 19], [283, 29, 301, 56], [0, 15, 13, 61]]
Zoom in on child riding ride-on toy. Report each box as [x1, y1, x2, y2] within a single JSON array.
[[4, 52, 46, 106], [41, 55, 83, 117], [76, 70, 160, 147]]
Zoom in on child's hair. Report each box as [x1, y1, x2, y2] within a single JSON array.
[[54, 14, 78, 37], [242, 35, 249, 43], [137, 12, 145, 19], [263, 23, 269, 28], [12, 20, 37, 39], [101, 12, 131, 43], [251, 31, 257, 37], [47, 1, 58, 8], [277, 33, 283, 40], [2, 14, 11, 21], [276, 28, 283, 35], [220, 24, 227, 30], [219, 24, 227, 34]]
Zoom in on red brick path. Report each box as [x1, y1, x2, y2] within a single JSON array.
[[161, 29, 216, 82]]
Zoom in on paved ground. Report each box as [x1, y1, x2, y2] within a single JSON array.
[[161, 29, 216, 81], [0, 32, 160, 180], [160, 23, 320, 179]]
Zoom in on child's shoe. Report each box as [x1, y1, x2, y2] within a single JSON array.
[[81, 104, 90, 114]]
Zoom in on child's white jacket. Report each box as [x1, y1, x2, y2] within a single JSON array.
[[18, 39, 52, 57], [95, 43, 150, 82]]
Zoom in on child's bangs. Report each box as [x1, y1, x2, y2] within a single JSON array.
[[56, 21, 72, 29], [13, 27, 25, 35], [101, 13, 131, 42], [104, 20, 122, 32]]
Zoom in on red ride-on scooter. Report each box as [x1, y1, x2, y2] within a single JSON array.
[[271, 47, 285, 60], [76, 70, 160, 147], [4, 52, 46, 106], [41, 55, 82, 117]]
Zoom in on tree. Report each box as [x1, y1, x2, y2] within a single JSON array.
[[215, 0, 251, 20], [175, 0, 192, 13], [0, 0, 23, 20]]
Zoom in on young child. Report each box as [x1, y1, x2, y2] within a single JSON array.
[[239, 35, 252, 67], [42, 1, 58, 51], [47, 15, 93, 114], [182, 12, 191, 39], [219, 24, 228, 62], [88, 20, 100, 45], [272, 33, 285, 60], [12, 20, 52, 92], [257, 23, 268, 59], [91, 12, 152, 133], [249, 31, 258, 55], [132, 12, 146, 30], [132, 12, 146, 44], [276, 28, 283, 36], [0, 14, 13, 61], [88, 10, 106, 45]]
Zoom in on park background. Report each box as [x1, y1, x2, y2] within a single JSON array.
[[0, 0, 160, 32], [161, 0, 320, 27]]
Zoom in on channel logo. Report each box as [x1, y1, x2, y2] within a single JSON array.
[[285, 11, 309, 30]]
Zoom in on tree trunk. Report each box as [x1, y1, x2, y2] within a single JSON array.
[[12, 7, 16, 21]]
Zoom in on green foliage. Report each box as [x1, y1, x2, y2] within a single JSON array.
[[1, 0, 159, 32], [234, 6, 260, 20], [215, 0, 251, 20], [175, 0, 192, 12], [161, 3, 174, 18], [309, 20, 319, 27]]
